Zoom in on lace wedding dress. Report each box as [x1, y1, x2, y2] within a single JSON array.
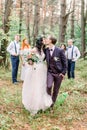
[[22, 52, 52, 115]]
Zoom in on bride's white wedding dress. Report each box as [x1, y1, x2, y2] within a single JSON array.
[[22, 52, 52, 115]]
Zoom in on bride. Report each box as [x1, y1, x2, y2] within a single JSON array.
[[22, 37, 52, 115]]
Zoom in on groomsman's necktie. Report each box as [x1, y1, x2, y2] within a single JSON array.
[[14, 42, 17, 54], [67, 46, 74, 59], [71, 46, 74, 59]]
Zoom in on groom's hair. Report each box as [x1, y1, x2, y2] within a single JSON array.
[[49, 36, 57, 45]]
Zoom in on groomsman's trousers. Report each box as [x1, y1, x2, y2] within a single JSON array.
[[67, 59, 75, 79], [11, 55, 19, 83]]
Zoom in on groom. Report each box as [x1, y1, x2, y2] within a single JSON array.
[[43, 35, 67, 107]]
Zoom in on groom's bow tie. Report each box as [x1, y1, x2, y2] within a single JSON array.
[[49, 49, 53, 51]]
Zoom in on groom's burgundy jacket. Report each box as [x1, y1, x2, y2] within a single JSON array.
[[44, 47, 67, 75]]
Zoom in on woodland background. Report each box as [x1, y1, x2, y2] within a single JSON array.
[[0, 0, 87, 67], [0, 1, 87, 130]]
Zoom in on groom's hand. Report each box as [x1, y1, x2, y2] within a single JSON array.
[[59, 73, 65, 79]]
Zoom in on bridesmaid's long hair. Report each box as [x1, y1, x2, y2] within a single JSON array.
[[21, 38, 30, 50], [35, 37, 43, 55]]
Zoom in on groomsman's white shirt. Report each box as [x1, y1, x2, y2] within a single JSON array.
[[7, 40, 20, 56], [66, 45, 80, 62]]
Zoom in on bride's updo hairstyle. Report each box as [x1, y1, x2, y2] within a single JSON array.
[[35, 36, 43, 55]]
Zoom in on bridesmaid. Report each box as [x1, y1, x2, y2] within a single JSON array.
[[20, 38, 31, 81], [60, 44, 67, 57]]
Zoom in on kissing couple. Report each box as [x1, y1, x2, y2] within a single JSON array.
[[22, 35, 67, 115]]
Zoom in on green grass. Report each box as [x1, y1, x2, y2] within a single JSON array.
[[0, 59, 87, 130]]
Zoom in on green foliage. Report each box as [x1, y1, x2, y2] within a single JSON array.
[[0, 56, 3, 60], [8, 11, 27, 42], [0, 114, 13, 130], [0, 68, 11, 79], [56, 92, 68, 106], [0, 59, 87, 130], [65, 22, 82, 50], [76, 59, 87, 80], [0, 28, 9, 51], [0, 5, 87, 129]]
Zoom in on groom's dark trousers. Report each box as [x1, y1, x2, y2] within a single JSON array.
[[47, 72, 63, 103]]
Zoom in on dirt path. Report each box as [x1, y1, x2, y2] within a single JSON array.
[[0, 78, 87, 130]]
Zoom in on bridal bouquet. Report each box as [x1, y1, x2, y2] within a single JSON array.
[[27, 53, 39, 65]]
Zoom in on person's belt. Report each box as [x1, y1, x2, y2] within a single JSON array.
[[11, 55, 19, 57], [68, 59, 72, 61]]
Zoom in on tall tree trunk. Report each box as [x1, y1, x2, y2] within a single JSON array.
[[1, 0, 13, 66], [50, 5, 55, 31], [19, 0, 22, 42], [32, 0, 40, 45], [26, 2, 31, 44], [58, 0, 67, 43], [25, 0, 32, 44], [41, 0, 47, 34], [0, 0, 3, 16], [81, 0, 86, 58], [71, 0, 75, 39]]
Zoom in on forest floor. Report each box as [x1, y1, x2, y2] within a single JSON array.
[[0, 59, 87, 130]]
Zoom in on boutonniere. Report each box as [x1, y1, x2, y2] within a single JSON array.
[[54, 57, 60, 61]]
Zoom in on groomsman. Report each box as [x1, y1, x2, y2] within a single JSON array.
[[7, 34, 20, 84], [66, 39, 80, 79]]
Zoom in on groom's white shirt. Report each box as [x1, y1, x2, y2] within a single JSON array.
[[49, 45, 55, 56]]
